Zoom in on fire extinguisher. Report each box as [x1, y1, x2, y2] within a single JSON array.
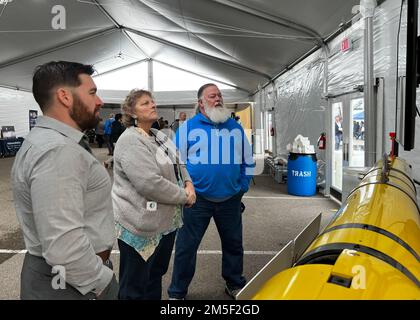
[[318, 132, 326, 150], [270, 127, 275, 136]]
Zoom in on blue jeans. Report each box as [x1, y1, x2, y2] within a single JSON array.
[[335, 134, 342, 150], [168, 192, 246, 299], [118, 231, 176, 300], [104, 134, 113, 155]]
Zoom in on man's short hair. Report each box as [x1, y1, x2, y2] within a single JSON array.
[[32, 61, 95, 111], [197, 83, 217, 99]]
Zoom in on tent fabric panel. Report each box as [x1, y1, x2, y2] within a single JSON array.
[[127, 32, 266, 93], [0, 30, 148, 90], [0, 0, 114, 65], [237, 0, 361, 36]]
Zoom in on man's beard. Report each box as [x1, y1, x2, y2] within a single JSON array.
[[70, 94, 100, 131], [203, 101, 230, 124]]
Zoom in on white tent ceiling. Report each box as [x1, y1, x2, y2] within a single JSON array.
[[0, 0, 361, 97]]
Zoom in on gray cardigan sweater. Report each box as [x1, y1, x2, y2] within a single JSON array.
[[112, 126, 191, 238]]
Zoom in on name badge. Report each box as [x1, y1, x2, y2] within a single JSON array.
[[146, 201, 157, 211]]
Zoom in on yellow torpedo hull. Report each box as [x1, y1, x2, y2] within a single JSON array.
[[254, 157, 420, 299]]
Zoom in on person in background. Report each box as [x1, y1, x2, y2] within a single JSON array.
[[110, 113, 125, 144], [104, 113, 125, 169], [231, 112, 241, 125], [112, 89, 196, 300], [96, 117, 105, 148], [158, 117, 166, 130], [152, 116, 163, 130], [360, 121, 365, 140], [170, 111, 187, 134], [168, 83, 254, 300], [334, 115, 343, 150], [86, 128, 96, 144], [104, 113, 115, 155], [160, 120, 172, 139], [11, 60, 118, 300]]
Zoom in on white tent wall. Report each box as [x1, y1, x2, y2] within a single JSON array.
[[173, 107, 196, 121], [255, 0, 420, 193], [327, 0, 407, 147], [327, 23, 363, 96], [160, 106, 198, 123], [155, 108, 177, 125], [0, 88, 42, 138], [327, 0, 420, 193], [271, 51, 326, 161]]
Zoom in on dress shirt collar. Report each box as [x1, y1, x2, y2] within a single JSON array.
[[35, 115, 84, 144]]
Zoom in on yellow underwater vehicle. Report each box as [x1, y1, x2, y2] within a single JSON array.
[[238, 156, 420, 299]]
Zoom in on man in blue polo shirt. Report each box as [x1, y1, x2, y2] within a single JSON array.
[[168, 83, 254, 300], [103, 113, 114, 155]]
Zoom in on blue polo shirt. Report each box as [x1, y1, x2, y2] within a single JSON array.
[[104, 118, 114, 135], [175, 112, 253, 200]]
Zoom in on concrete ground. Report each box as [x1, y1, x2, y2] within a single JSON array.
[[0, 147, 339, 300]]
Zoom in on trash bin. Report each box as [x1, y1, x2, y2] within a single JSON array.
[[287, 152, 317, 196]]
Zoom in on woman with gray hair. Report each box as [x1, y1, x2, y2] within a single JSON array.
[[112, 89, 196, 300]]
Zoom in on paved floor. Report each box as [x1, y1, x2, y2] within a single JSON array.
[[0, 147, 339, 300]]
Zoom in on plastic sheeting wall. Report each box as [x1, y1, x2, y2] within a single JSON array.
[[327, 0, 408, 142], [0, 88, 41, 138], [272, 52, 327, 159], [327, 0, 420, 194], [327, 25, 364, 96], [256, 0, 420, 195], [152, 107, 196, 125]]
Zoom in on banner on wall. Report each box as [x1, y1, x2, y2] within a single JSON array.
[[29, 110, 38, 130], [0, 126, 23, 157], [1, 126, 16, 139], [0, 137, 24, 157]]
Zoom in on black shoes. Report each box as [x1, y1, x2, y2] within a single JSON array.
[[225, 285, 241, 300]]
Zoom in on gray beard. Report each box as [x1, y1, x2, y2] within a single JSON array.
[[204, 102, 230, 124]]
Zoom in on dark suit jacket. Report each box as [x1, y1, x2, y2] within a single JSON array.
[[111, 121, 125, 143]]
